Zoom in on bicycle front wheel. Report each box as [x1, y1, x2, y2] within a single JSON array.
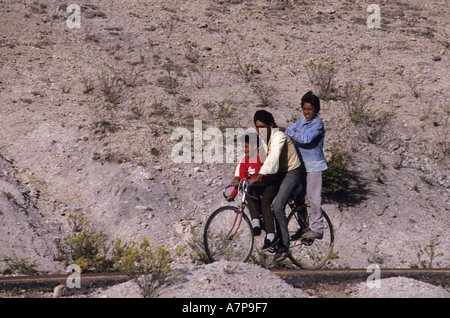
[[287, 207, 334, 269], [204, 206, 254, 263]]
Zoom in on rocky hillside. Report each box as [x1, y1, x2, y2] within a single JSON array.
[[0, 0, 449, 277]]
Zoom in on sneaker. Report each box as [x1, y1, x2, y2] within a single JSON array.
[[253, 226, 261, 236], [273, 250, 290, 262], [262, 237, 279, 251], [302, 231, 323, 240]]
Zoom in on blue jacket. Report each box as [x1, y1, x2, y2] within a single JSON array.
[[285, 116, 327, 171]]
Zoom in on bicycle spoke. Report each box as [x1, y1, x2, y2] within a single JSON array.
[[204, 206, 254, 263], [287, 205, 334, 269]]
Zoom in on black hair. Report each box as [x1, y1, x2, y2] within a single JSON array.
[[301, 91, 320, 113], [253, 110, 277, 128], [240, 132, 261, 148]]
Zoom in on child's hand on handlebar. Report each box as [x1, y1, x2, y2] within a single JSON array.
[[248, 173, 263, 184], [226, 195, 235, 202], [231, 176, 240, 187]]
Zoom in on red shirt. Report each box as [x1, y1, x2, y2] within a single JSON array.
[[230, 155, 263, 197]]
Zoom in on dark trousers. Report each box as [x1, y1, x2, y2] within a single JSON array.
[[246, 180, 279, 234], [273, 167, 301, 251]]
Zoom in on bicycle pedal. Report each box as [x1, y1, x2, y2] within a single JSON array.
[[301, 238, 314, 246], [290, 229, 304, 241]]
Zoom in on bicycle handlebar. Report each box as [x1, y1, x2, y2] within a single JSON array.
[[222, 179, 260, 202], [222, 184, 233, 199]]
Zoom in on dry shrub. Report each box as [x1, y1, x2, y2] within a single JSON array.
[[304, 59, 336, 100], [342, 82, 395, 144]]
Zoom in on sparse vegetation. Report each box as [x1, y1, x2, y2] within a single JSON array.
[[53, 212, 173, 297], [329, 249, 340, 260], [53, 212, 118, 273], [235, 56, 260, 82], [149, 97, 170, 118], [157, 76, 179, 95], [114, 237, 173, 298], [161, 14, 178, 39], [342, 82, 395, 143], [188, 59, 212, 89], [150, 147, 160, 156], [98, 65, 122, 105], [372, 158, 386, 184], [202, 98, 240, 130], [1, 254, 39, 275], [147, 38, 161, 59], [184, 42, 200, 64], [250, 82, 277, 108], [186, 225, 210, 264], [81, 71, 95, 94], [393, 151, 405, 170], [304, 59, 336, 100], [115, 62, 146, 88], [342, 82, 371, 123], [323, 143, 350, 194], [435, 107, 450, 157], [156, 62, 184, 95], [410, 240, 444, 268], [129, 100, 146, 120], [92, 120, 119, 135], [367, 241, 384, 265]]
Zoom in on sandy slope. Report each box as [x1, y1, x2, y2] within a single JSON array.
[[0, 0, 449, 296]]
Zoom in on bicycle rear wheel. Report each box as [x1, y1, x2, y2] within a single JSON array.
[[287, 207, 334, 269], [204, 206, 254, 263]]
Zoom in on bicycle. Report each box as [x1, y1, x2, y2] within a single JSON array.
[[203, 179, 334, 269]]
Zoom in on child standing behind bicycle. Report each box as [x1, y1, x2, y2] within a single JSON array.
[[228, 132, 279, 251], [279, 91, 327, 240]]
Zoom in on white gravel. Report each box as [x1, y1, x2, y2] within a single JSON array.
[[90, 261, 450, 298], [92, 261, 310, 298], [353, 276, 450, 298]]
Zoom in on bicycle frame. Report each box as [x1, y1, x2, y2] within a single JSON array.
[[288, 201, 311, 233], [222, 180, 312, 237], [222, 179, 259, 239]]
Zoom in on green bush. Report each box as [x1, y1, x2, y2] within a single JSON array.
[[1, 255, 39, 275], [150, 148, 160, 156], [114, 237, 172, 298], [54, 213, 172, 298], [54, 213, 118, 273], [323, 143, 350, 194], [187, 225, 211, 264]]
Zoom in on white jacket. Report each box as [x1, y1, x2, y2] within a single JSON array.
[[235, 129, 300, 177]]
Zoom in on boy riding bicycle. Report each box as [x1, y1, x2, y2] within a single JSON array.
[[228, 132, 279, 251]]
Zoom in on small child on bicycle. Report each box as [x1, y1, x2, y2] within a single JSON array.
[[228, 132, 279, 250], [279, 91, 327, 240]]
